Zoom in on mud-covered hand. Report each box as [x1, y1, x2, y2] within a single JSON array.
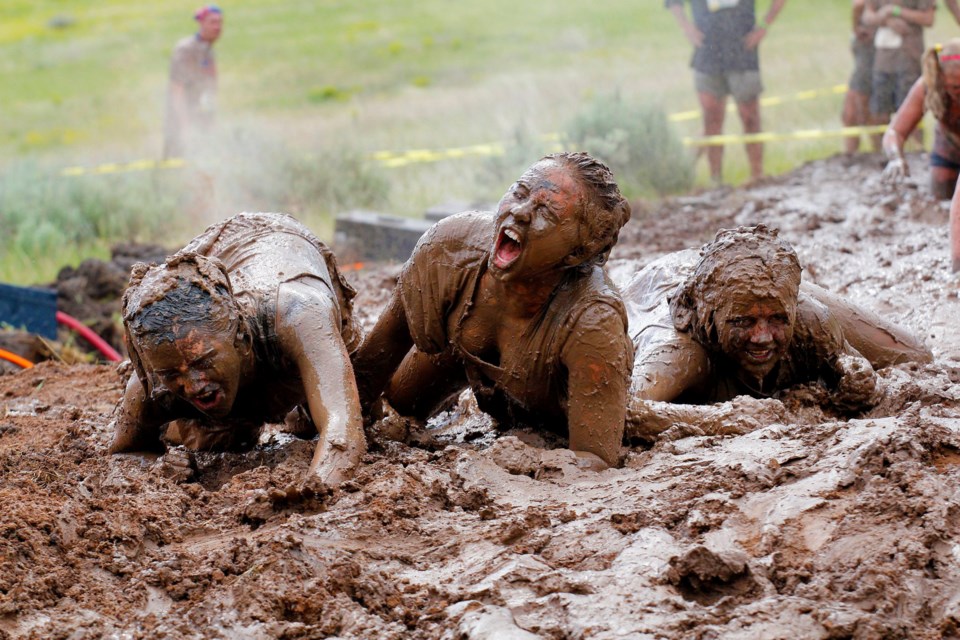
[[625, 398, 677, 442], [832, 353, 881, 412], [882, 157, 909, 183], [308, 434, 363, 486], [156, 446, 196, 482], [572, 450, 610, 472], [687, 396, 785, 438]]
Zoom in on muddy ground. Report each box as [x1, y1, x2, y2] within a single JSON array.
[[2, 153, 960, 639]]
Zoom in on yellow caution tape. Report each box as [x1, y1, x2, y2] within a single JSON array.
[[56, 84, 856, 175], [60, 157, 185, 177], [669, 84, 849, 122], [683, 124, 888, 147]]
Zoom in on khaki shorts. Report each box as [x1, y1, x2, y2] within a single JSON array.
[[694, 70, 763, 104]]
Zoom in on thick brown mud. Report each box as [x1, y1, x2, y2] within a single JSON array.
[[2, 153, 960, 639]]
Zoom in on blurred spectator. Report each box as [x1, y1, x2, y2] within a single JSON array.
[[666, 0, 787, 185], [946, 0, 960, 25], [842, 0, 883, 153], [163, 5, 223, 159], [863, 0, 934, 128]]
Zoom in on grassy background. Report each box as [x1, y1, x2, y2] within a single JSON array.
[[2, 0, 958, 283]]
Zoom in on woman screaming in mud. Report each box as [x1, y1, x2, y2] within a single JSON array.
[[624, 224, 933, 441], [109, 212, 365, 485], [351, 152, 634, 469]]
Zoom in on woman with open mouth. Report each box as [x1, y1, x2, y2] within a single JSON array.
[[110, 212, 365, 485], [352, 152, 633, 469], [623, 224, 933, 441]]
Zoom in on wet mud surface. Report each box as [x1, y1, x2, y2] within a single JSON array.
[[3, 153, 960, 638]]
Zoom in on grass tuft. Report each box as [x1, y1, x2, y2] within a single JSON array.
[[564, 93, 694, 197]]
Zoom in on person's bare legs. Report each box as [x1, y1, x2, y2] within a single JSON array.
[[842, 89, 870, 154], [698, 91, 727, 184], [737, 98, 763, 180], [931, 167, 960, 201], [868, 112, 885, 152], [951, 176, 960, 273]]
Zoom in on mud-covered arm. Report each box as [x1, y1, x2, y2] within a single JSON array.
[[108, 373, 171, 454], [351, 289, 415, 414], [560, 304, 632, 468], [800, 282, 932, 367], [276, 281, 365, 485], [626, 326, 714, 438], [880, 79, 925, 181], [625, 395, 787, 443]]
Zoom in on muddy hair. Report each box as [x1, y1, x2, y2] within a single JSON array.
[[923, 39, 960, 122], [546, 151, 632, 269], [122, 252, 249, 398], [668, 224, 802, 351]]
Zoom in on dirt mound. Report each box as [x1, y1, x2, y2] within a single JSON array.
[[53, 243, 170, 357], [2, 153, 960, 638]]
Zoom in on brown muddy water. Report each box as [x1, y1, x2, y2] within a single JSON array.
[[2, 153, 959, 639]]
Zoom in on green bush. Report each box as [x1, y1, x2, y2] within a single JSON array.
[[0, 162, 180, 258], [564, 92, 694, 197], [209, 129, 391, 219]]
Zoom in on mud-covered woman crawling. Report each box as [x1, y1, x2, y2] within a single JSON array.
[[624, 224, 933, 442], [351, 151, 634, 470], [109, 212, 365, 485]]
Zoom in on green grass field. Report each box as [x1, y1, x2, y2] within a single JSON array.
[[2, 0, 958, 283]]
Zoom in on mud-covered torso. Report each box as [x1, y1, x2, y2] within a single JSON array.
[[399, 211, 629, 431], [160, 212, 360, 430]]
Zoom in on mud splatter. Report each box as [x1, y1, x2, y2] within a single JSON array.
[[1, 153, 959, 638]]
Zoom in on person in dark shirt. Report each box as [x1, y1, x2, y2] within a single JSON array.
[[666, 0, 787, 184]]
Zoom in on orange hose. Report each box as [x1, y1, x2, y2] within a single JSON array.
[[0, 348, 34, 369]]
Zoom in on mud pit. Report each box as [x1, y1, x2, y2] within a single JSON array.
[[3, 153, 960, 639]]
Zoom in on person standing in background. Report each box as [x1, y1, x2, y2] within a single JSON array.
[[666, 0, 788, 185], [842, 0, 882, 153], [945, 0, 960, 26], [862, 0, 934, 132], [163, 5, 223, 160]]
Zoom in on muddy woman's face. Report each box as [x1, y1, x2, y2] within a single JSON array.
[[140, 326, 245, 418], [489, 159, 586, 281], [715, 295, 795, 380]]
